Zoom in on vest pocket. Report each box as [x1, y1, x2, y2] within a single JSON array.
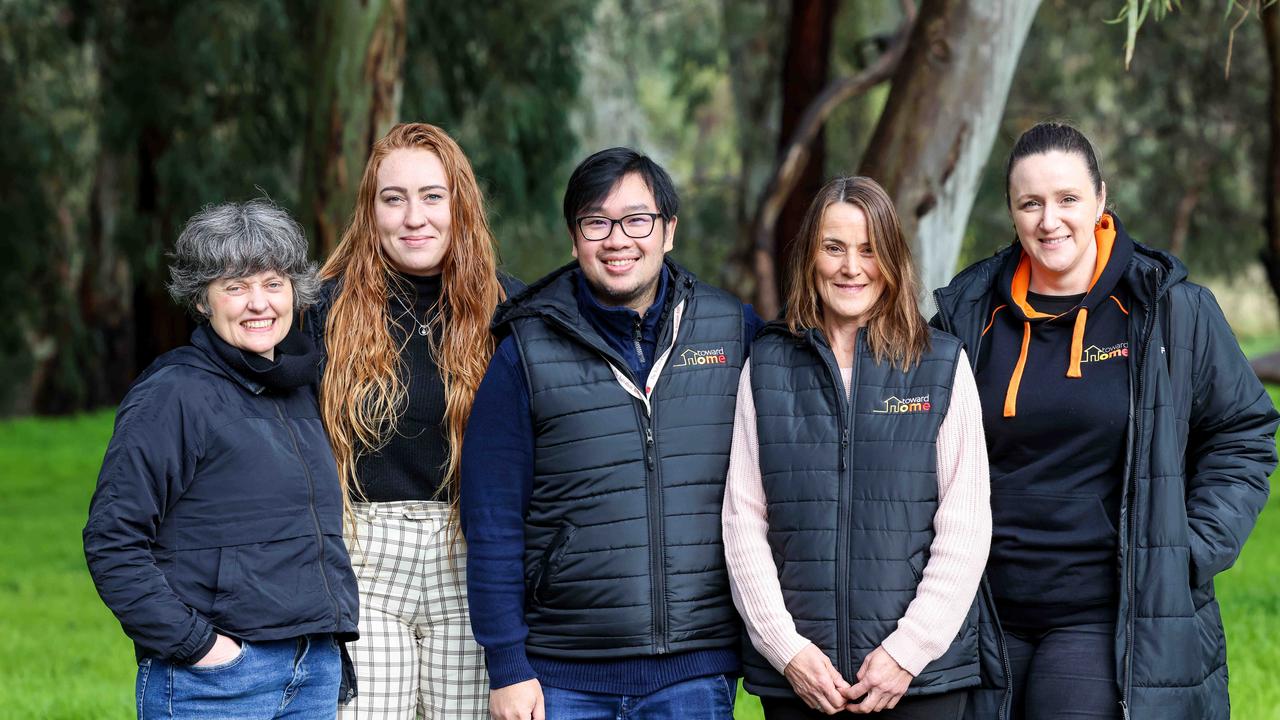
[[908, 549, 929, 584], [529, 522, 578, 607]]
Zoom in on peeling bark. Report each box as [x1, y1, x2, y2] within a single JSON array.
[[859, 0, 1040, 307]]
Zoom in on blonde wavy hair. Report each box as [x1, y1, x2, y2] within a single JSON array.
[[784, 176, 929, 371], [319, 122, 506, 532]]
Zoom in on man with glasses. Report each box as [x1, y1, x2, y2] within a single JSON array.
[[461, 147, 763, 719]]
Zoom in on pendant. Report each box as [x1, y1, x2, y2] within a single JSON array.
[[419, 324, 428, 336]]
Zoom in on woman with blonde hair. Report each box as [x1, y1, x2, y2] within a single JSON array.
[[723, 176, 991, 718], [308, 122, 520, 719]]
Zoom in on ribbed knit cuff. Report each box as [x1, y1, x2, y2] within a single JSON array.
[[485, 644, 537, 690], [173, 617, 215, 665], [762, 632, 814, 676], [880, 629, 929, 678]]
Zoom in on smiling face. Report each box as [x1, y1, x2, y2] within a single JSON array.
[[375, 148, 453, 276], [1008, 150, 1107, 294], [204, 271, 293, 360], [571, 172, 676, 313], [814, 202, 884, 330]]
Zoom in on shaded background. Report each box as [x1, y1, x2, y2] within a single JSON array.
[[3, 0, 1278, 414]]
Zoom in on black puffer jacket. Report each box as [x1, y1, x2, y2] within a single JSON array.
[[933, 216, 1279, 719], [84, 325, 359, 664]]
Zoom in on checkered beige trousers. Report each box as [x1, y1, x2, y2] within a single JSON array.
[[339, 500, 488, 720]]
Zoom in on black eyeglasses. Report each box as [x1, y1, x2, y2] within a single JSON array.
[[576, 213, 664, 241]]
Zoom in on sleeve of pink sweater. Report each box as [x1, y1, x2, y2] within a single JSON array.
[[722, 352, 991, 677]]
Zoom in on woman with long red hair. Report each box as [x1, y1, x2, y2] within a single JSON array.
[[308, 122, 519, 719]]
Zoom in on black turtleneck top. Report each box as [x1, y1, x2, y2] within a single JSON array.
[[352, 271, 449, 503]]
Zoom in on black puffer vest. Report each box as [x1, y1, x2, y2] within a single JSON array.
[[493, 260, 745, 658], [743, 324, 980, 698]]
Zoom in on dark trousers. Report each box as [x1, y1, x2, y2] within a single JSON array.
[[760, 690, 966, 720], [1005, 622, 1122, 720]]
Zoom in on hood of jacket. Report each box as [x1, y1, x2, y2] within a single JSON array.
[[934, 212, 1188, 349]]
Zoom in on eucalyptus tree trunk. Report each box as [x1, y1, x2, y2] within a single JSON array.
[[723, 0, 786, 302], [302, 0, 407, 256], [859, 0, 1041, 307], [772, 0, 836, 305]]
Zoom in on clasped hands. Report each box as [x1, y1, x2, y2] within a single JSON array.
[[783, 643, 913, 715]]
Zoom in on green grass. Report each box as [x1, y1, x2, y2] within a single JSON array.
[[2, 406, 1277, 719], [0, 411, 135, 720]]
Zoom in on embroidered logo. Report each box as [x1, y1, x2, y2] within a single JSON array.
[[872, 394, 932, 414], [1081, 342, 1128, 363], [672, 346, 728, 368]]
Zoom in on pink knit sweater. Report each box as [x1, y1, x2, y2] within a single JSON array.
[[722, 351, 991, 677]]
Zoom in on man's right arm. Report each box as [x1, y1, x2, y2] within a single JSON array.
[[460, 336, 538, 690]]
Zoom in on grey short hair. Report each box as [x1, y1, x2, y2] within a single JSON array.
[[167, 199, 319, 318]]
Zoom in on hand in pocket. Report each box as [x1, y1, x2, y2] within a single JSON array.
[[193, 634, 242, 667]]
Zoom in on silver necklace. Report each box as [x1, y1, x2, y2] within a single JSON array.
[[392, 292, 431, 337]]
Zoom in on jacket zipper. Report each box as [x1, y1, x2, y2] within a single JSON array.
[[1121, 293, 1156, 720], [273, 400, 340, 625], [935, 290, 1012, 719], [633, 317, 646, 368], [636, 399, 668, 653], [814, 329, 857, 678]]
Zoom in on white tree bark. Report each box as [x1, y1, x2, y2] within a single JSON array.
[[859, 0, 1041, 310]]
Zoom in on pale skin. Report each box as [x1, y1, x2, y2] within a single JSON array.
[[781, 202, 914, 713], [194, 633, 242, 666], [1007, 150, 1107, 296], [490, 678, 544, 720], [571, 172, 676, 316]]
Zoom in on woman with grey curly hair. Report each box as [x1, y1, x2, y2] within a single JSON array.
[[84, 199, 361, 719]]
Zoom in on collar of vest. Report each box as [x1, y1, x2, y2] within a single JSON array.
[[492, 258, 698, 335]]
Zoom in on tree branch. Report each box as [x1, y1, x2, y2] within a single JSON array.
[[748, 12, 916, 317]]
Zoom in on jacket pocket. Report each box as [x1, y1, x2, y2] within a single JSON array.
[[212, 547, 240, 614], [529, 523, 577, 607]]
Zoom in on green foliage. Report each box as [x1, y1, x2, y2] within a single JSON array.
[[1107, 0, 1181, 69], [963, 0, 1269, 278]]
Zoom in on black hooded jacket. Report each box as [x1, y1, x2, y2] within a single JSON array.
[[934, 214, 1278, 719], [84, 324, 360, 664]]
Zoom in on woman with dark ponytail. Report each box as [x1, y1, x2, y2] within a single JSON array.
[[933, 121, 1278, 719]]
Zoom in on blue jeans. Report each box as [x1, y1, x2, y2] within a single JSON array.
[[542, 674, 736, 719], [137, 635, 341, 719]]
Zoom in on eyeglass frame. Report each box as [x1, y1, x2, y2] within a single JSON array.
[[575, 212, 667, 241]]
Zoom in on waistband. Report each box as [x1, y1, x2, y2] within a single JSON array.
[[351, 499, 450, 521]]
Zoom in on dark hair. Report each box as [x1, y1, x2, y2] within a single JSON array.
[[784, 176, 929, 371], [562, 147, 679, 232], [1005, 122, 1103, 207]]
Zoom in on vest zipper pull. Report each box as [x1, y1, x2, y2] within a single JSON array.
[[646, 427, 655, 470], [840, 428, 849, 470]]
